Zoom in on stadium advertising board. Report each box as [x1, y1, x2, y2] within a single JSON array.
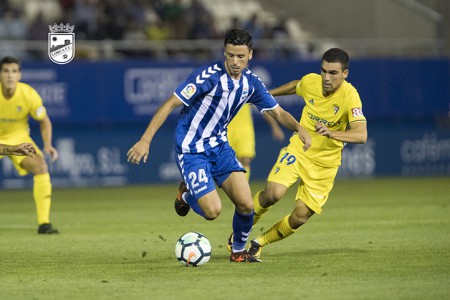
[[0, 60, 449, 188]]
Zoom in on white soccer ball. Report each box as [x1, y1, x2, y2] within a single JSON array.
[[175, 231, 211, 267]]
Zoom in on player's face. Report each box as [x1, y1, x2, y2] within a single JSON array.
[[320, 61, 348, 96], [0, 63, 21, 90], [224, 44, 253, 79]]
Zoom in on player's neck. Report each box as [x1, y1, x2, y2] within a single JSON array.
[[1, 86, 16, 99]]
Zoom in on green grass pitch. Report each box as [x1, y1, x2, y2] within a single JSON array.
[[0, 177, 449, 300]]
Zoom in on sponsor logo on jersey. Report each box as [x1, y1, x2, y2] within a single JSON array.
[[351, 107, 364, 117], [181, 83, 197, 99], [307, 112, 341, 126]]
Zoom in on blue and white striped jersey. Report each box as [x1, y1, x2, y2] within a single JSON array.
[[173, 60, 279, 154]]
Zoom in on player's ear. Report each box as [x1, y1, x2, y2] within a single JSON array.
[[248, 49, 253, 61], [342, 68, 349, 79]]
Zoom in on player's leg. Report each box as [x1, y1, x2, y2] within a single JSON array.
[[221, 171, 260, 262], [176, 181, 222, 220], [19, 151, 58, 234], [253, 181, 288, 226], [249, 159, 338, 257], [250, 199, 314, 257], [253, 145, 300, 225], [222, 171, 253, 250], [174, 152, 222, 220], [212, 143, 260, 262], [238, 156, 252, 181]]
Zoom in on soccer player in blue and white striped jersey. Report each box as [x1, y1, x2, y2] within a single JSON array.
[[127, 28, 311, 263]]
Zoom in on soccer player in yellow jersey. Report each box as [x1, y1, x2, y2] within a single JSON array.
[[0, 56, 60, 234], [247, 48, 367, 258], [227, 103, 285, 181]]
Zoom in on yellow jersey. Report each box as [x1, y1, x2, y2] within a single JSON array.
[[292, 73, 366, 167], [0, 82, 47, 141], [227, 103, 255, 158]]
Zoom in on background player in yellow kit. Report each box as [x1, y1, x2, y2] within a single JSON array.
[[0, 143, 37, 156], [0, 56, 59, 234], [247, 48, 367, 258], [227, 103, 285, 181]]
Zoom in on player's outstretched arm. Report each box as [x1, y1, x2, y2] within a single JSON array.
[[315, 121, 367, 144], [127, 95, 183, 165], [268, 80, 299, 97], [0, 143, 37, 157]]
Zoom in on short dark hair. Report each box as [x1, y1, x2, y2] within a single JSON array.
[[224, 28, 253, 50], [322, 48, 349, 70], [0, 56, 21, 70]]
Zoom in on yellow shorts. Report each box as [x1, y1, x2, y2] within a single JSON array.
[[267, 143, 338, 214], [0, 135, 43, 176], [227, 104, 255, 158]]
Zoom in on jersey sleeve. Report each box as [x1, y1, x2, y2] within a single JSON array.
[[28, 86, 47, 121], [296, 74, 312, 98], [248, 76, 279, 113], [347, 90, 366, 124], [174, 64, 217, 106]]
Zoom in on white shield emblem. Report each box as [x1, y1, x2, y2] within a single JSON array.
[[48, 33, 75, 64]]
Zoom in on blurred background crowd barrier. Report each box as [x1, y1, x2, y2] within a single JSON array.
[[0, 0, 449, 188]]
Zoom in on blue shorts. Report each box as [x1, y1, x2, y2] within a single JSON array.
[[175, 142, 246, 200]]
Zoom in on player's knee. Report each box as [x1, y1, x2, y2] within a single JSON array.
[[261, 188, 283, 206], [290, 206, 313, 229], [289, 214, 308, 229], [203, 207, 222, 220], [235, 201, 253, 214]]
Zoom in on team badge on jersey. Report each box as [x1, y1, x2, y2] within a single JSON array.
[[181, 83, 197, 99], [351, 108, 364, 117], [48, 23, 75, 64], [333, 104, 340, 114]]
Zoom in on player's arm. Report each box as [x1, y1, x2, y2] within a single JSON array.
[[39, 115, 59, 161], [315, 121, 367, 144], [268, 80, 299, 96], [266, 106, 311, 151], [127, 94, 183, 164], [0, 143, 37, 156]]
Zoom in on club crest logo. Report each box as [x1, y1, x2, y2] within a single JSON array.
[[48, 23, 75, 64]]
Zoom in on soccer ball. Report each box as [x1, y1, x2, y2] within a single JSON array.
[[175, 231, 211, 267]]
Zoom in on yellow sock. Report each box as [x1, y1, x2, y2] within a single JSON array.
[[253, 191, 271, 226], [256, 215, 297, 247], [33, 173, 52, 225]]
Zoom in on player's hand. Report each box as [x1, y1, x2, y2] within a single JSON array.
[[44, 145, 59, 162], [15, 143, 37, 157], [127, 140, 150, 165], [297, 126, 311, 151], [315, 122, 332, 139]]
